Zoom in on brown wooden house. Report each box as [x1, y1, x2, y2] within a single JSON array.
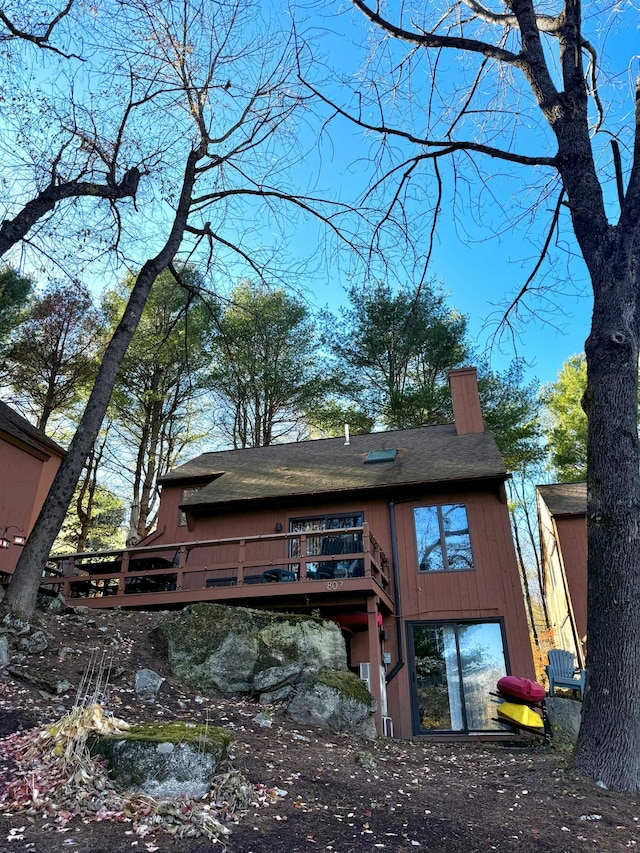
[[0, 401, 65, 577], [536, 482, 587, 667], [44, 368, 535, 739]]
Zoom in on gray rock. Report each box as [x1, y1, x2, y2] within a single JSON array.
[[0, 635, 9, 668], [2, 614, 30, 635], [18, 629, 48, 655], [37, 592, 66, 613], [252, 664, 300, 695], [287, 669, 376, 737], [92, 722, 233, 799], [0, 584, 5, 604], [134, 668, 165, 703], [8, 664, 71, 695], [545, 696, 582, 748], [154, 604, 347, 697], [259, 685, 294, 704]]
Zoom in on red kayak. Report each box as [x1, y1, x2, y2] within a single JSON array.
[[497, 675, 545, 704]]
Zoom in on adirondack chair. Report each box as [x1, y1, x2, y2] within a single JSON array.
[[546, 649, 585, 698]]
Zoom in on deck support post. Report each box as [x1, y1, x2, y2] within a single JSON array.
[[367, 595, 382, 736]]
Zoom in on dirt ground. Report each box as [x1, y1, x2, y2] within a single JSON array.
[[0, 606, 638, 853]]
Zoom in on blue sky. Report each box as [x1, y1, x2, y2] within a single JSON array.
[[284, 0, 602, 390], [6, 0, 617, 393]]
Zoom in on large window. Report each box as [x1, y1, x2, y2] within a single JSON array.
[[413, 503, 473, 572], [289, 513, 364, 579], [409, 621, 507, 734]]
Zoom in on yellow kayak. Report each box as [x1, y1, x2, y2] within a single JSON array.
[[497, 701, 544, 729]]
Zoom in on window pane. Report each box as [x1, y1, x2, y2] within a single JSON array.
[[411, 621, 507, 734], [413, 625, 464, 731], [458, 623, 507, 731], [414, 504, 473, 572], [289, 514, 364, 575], [414, 506, 444, 572], [442, 504, 473, 570]]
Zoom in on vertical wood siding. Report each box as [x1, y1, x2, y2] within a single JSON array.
[[151, 481, 534, 738]]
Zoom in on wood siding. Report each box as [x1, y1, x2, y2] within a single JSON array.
[[537, 491, 587, 666], [0, 436, 62, 575], [144, 480, 534, 739], [388, 487, 535, 738]]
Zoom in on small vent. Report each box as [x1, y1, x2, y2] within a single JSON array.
[[364, 449, 397, 464]]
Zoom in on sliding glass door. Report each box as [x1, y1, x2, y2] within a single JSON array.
[[409, 621, 507, 733]]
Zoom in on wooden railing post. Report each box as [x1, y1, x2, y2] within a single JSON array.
[[300, 533, 307, 579], [363, 522, 372, 577], [62, 556, 73, 598], [177, 546, 187, 590], [237, 539, 245, 583], [118, 551, 130, 596]]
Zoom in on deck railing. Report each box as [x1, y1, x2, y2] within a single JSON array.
[[41, 524, 391, 602]]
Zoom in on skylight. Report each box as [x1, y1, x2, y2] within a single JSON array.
[[364, 449, 398, 464]]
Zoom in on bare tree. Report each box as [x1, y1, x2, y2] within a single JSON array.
[[0, 2, 75, 56], [3, 0, 356, 617], [311, 0, 640, 791]]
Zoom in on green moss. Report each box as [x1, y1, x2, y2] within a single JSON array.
[[316, 669, 374, 707], [125, 722, 232, 749], [156, 603, 331, 667], [92, 721, 233, 754]]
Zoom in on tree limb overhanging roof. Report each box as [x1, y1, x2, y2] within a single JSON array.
[[159, 424, 508, 510], [537, 482, 587, 517]]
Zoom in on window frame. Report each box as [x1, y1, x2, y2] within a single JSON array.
[[407, 618, 510, 735], [178, 487, 200, 527], [413, 502, 474, 573]]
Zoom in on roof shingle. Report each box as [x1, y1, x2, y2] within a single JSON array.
[[160, 424, 508, 510], [537, 482, 586, 517]]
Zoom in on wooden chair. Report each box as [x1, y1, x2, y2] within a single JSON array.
[[546, 649, 585, 698]]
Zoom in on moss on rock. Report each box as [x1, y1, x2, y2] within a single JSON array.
[[153, 603, 347, 696], [315, 669, 375, 708], [91, 721, 233, 798]]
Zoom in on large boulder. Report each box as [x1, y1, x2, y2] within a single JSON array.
[[154, 604, 348, 699], [92, 721, 233, 799], [288, 669, 377, 738], [545, 696, 582, 748]]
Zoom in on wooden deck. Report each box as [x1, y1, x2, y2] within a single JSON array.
[[40, 524, 395, 613]]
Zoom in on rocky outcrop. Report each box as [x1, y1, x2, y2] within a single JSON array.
[[154, 604, 375, 736], [154, 604, 348, 698], [91, 721, 233, 799]]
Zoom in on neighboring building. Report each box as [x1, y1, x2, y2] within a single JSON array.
[[0, 401, 65, 577], [536, 482, 587, 667], [46, 368, 535, 739]]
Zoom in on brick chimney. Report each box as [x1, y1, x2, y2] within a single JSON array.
[[449, 367, 484, 435]]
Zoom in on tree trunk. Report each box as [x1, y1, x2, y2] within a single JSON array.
[[574, 252, 640, 791], [3, 150, 200, 618]]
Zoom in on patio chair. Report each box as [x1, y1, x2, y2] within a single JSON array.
[[546, 648, 585, 698]]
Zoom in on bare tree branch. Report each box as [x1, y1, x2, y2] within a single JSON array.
[[0, 1, 80, 59]]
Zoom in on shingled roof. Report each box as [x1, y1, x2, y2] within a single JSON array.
[[0, 400, 65, 458], [537, 482, 586, 517], [160, 424, 508, 511]]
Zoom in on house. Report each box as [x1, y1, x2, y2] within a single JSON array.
[[0, 401, 65, 577], [536, 482, 587, 667], [45, 368, 535, 739]]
